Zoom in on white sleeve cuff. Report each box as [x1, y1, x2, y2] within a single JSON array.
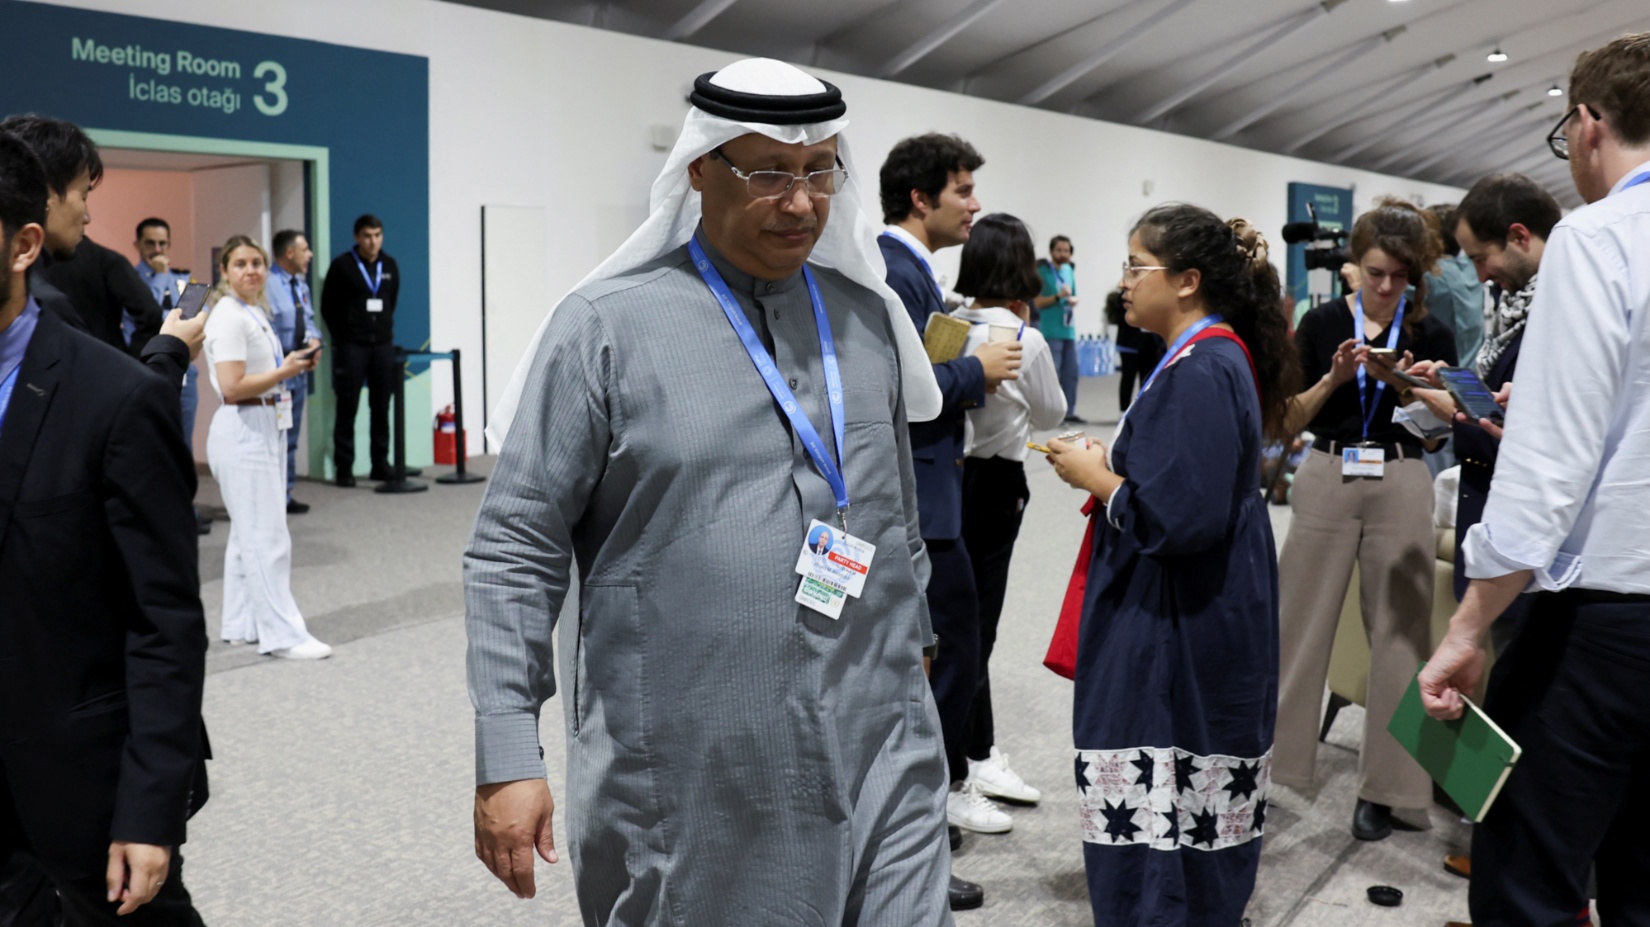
[[1462, 522, 1583, 592], [1105, 486, 1125, 530]]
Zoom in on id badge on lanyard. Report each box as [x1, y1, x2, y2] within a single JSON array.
[[688, 238, 871, 620], [1346, 294, 1405, 478]]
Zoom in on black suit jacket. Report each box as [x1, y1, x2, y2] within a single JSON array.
[[0, 309, 207, 879], [37, 238, 163, 359]]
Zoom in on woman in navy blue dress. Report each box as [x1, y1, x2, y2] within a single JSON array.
[[1046, 205, 1298, 926]]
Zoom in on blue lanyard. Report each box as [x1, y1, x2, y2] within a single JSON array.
[[0, 365, 19, 438], [1353, 293, 1405, 441], [353, 253, 383, 296], [688, 237, 850, 526], [1618, 171, 1650, 193], [241, 300, 285, 370], [880, 232, 945, 305], [1140, 314, 1224, 395]]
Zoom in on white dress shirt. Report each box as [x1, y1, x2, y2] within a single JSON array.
[[1463, 160, 1650, 593], [882, 224, 958, 304], [952, 305, 1067, 461]]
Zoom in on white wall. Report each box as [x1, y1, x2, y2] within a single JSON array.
[[33, 0, 1469, 438]]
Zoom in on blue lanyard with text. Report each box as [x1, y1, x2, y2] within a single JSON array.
[[241, 300, 285, 370], [880, 232, 945, 305], [1618, 171, 1650, 194], [0, 365, 19, 437], [1140, 314, 1224, 396], [353, 253, 383, 296], [1353, 293, 1405, 441], [689, 237, 850, 528]]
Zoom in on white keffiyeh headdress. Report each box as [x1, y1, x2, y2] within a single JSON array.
[[486, 58, 941, 446]]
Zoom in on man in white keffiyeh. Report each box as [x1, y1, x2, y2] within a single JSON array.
[[465, 58, 953, 925]]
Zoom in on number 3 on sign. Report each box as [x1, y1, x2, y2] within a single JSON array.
[[254, 61, 288, 116]]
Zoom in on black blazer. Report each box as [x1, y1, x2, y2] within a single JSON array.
[[37, 238, 163, 359], [1452, 332, 1523, 600], [0, 309, 207, 879]]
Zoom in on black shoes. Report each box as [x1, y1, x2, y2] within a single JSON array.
[[335, 474, 357, 488], [948, 875, 983, 911], [1063, 414, 1089, 425], [949, 825, 962, 852], [286, 499, 311, 514], [195, 511, 212, 536], [1352, 799, 1424, 841], [369, 466, 423, 481]]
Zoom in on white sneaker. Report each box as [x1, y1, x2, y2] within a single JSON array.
[[969, 746, 1042, 805], [271, 638, 332, 660], [948, 780, 1012, 834]]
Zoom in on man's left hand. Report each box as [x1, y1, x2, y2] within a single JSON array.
[[1419, 629, 1488, 721], [106, 842, 171, 915]]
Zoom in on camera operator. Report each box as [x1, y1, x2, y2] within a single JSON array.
[[1272, 198, 1457, 842]]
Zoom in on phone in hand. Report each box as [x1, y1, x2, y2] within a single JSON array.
[[1365, 347, 1397, 357], [175, 282, 210, 320], [296, 344, 322, 362], [1438, 367, 1505, 423]]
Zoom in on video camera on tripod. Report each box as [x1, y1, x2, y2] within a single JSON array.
[[1282, 203, 1349, 272]]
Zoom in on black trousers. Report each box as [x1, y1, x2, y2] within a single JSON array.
[[332, 340, 397, 476], [959, 456, 1029, 762], [0, 786, 204, 927], [1470, 590, 1650, 927], [924, 538, 980, 784]]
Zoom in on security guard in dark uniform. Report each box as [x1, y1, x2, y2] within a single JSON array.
[[320, 214, 400, 486]]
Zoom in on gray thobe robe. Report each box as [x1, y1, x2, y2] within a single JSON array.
[[465, 235, 952, 926]]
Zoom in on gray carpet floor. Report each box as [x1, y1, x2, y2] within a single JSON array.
[[183, 375, 1476, 925]]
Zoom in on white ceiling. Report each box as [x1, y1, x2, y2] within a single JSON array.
[[443, 0, 1650, 208]]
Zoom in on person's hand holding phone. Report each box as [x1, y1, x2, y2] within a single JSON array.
[[1363, 348, 1416, 390], [158, 308, 208, 361], [281, 346, 320, 379], [1454, 381, 1511, 439]]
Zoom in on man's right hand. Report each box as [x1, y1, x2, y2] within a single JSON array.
[[474, 779, 558, 899], [147, 254, 170, 274], [158, 309, 208, 360], [972, 340, 1023, 392]]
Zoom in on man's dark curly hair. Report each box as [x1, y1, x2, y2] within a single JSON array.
[[879, 133, 983, 225]]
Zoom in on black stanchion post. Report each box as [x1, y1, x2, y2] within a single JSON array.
[[376, 346, 428, 495], [437, 347, 485, 485]]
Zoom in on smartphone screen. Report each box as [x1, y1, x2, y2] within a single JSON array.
[[1439, 367, 1505, 422], [175, 282, 211, 320]]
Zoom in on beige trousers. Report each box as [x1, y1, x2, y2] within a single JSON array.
[[1274, 449, 1435, 809]]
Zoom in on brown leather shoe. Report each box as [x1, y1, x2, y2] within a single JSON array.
[[1444, 853, 1471, 879], [1445, 921, 1472, 927]]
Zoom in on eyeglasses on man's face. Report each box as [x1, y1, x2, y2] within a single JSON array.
[[711, 148, 848, 200], [1547, 104, 1599, 161]]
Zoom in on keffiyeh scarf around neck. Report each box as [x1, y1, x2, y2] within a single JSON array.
[[1477, 273, 1536, 379]]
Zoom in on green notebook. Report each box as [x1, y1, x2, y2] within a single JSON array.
[[1387, 667, 1522, 822]]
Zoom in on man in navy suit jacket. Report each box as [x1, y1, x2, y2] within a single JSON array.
[[879, 133, 1019, 912]]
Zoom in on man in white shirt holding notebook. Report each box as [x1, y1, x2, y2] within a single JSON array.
[[1420, 32, 1650, 927]]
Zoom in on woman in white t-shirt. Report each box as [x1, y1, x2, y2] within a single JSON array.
[[950, 213, 1067, 807], [203, 235, 329, 659]]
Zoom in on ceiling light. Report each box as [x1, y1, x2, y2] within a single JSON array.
[[1487, 46, 1509, 63], [1548, 84, 1564, 97]]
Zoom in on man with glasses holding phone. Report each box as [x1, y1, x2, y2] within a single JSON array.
[[467, 58, 953, 923], [1421, 33, 1650, 927]]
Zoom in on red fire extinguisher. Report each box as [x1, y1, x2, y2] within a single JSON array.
[[434, 404, 458, 465]]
